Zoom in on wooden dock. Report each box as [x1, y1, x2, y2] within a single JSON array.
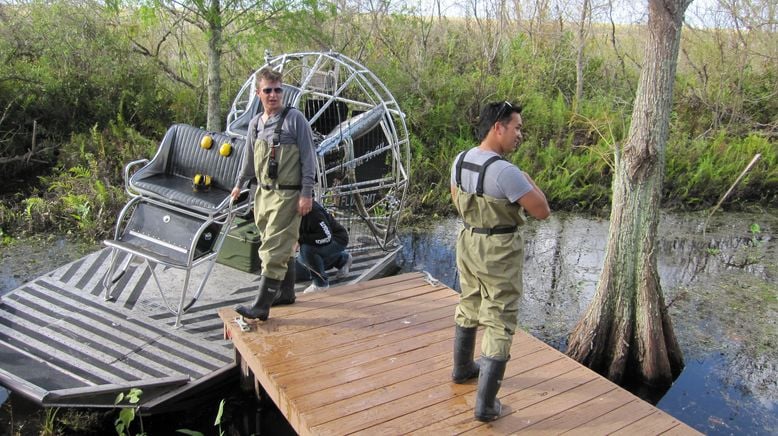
[[220, 272, 701, 435]]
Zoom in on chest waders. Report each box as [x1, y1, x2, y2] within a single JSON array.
[[451, 152, 526, 422], [235, 107, 301, 320]]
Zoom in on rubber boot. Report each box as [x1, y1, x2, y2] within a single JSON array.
[[474, 355, 508, 422], [452, 325, 479, 383], [235, 275, 282, 321], [273, 258, 296, 306]]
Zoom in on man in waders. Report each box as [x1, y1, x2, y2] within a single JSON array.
[[231, 68, 316, 321], [450, 101, 550, 421]]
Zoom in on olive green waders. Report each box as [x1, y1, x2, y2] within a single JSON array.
[[452, 153, 526, 421], [453, 168, 525, 358], [235, 134, 303, 320]]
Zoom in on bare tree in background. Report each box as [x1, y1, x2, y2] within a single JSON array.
[[682, 0, 778, 136], [574, 0, 591, 113], [124, 0, 293, 131], [465, 0, 510, 73], [566, 0, 692, 388]]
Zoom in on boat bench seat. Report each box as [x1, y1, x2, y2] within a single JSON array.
[[105, 123, 251, 327], [129, 124, 246, 214]]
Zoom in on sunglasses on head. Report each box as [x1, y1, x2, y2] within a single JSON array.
[[259, 87, 284, 95], [496, 100, 513, 121]]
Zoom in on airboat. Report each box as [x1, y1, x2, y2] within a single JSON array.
[[0, 51, 410, 411]]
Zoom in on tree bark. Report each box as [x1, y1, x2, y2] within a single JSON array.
[[206, 0, 223, 132], [573, 0, 590, 113], [566, 0, 690, 388]]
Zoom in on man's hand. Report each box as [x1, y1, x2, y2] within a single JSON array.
[[230, 186, 240, 202], [299, 196, 312, 216]]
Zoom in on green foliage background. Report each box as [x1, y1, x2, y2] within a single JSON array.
[[0, 0, 775, 241]]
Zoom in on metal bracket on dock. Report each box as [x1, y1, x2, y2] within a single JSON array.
[[233, 316, 251, 332], [422, 271, 439, 286]]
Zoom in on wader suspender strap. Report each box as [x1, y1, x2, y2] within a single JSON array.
[[456, 152, 518, 235], [272, 106, 292, 148], [455, 152, 504, 196], [264, 106, 302, 191], [476, 155, 503, 195]]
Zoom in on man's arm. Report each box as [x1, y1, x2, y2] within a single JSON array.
[[295, 110, 315, 215], [232, 116, 259, 200], [517, 172, 550, 220]]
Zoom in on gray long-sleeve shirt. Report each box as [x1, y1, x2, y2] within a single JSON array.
[[235, 108, 316, 198]]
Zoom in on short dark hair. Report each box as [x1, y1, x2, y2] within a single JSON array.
[[256, 67, 283, 84], [477, 101, 523, 141]]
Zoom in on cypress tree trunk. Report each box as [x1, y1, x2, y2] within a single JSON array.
[[566, 0, 691, 388]]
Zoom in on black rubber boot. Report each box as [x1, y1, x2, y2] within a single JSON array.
[[474, 355, 508, 422], [235, 276, 282, 321], [273, 258, 296, 306], [452, 325, 479, 383]]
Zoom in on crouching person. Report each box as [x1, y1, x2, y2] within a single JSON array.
[[297, 200, 352, 294]]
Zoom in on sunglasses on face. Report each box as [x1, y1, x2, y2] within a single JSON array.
[[259, 87, 284, 95]]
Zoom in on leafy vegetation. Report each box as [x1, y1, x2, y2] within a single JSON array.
[[0, 1, 775, 242]]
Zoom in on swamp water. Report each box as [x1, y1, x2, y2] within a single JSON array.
[[1, 210, 776, 435]]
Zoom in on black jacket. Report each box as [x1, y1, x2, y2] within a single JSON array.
[[299, 201, 348, 246]]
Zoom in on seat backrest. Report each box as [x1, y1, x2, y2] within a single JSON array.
[[226, 98, 259, 138], [163, 124, 246, 191], [281, 83, 301, 107]]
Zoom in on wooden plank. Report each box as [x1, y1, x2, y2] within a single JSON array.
[[311, 342, 569, 435], [610, 411, 693, 435], [352, 347, 565, 435], [517, 383, 633, 433], [263, 302, 458, 374], [265, 309, 454, 375], [279, 321, 454, 401], [661, 422, 702, 435], [462, 376, 617, 435], [420, 364, 601, 435], [561, 398, 659, 435], [231, 277, 436, 341], [236, 283, 454, 368]]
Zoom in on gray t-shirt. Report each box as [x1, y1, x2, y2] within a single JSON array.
[[450, 148, 532, 203], [236, 108, 316, 198]]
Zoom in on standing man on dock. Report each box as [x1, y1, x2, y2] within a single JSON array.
[[231, 67, 316, 321], [450, 101, 550, 422]]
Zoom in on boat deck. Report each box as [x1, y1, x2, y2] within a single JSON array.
[[220, 272, 701, 435], [0, 244, 400, 412]]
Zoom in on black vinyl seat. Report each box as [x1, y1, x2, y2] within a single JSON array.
[[129, 124, 245, 213]]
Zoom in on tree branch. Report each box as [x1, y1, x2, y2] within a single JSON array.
[[130, 39, 197, 89]]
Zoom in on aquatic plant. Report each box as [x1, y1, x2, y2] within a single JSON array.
[[114, 388, 144, 436]]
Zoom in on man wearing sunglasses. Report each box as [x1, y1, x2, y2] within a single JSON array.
[[231, 67, 316, 321], [450, 101, 550, 421]]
